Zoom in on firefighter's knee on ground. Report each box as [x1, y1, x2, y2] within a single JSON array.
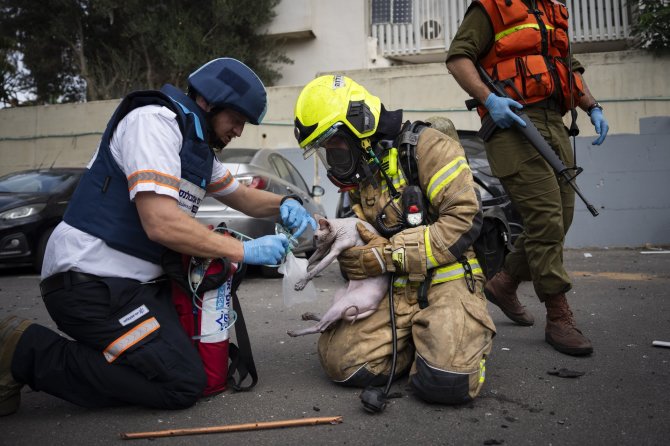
[[335, 366, 389, 388], [409, 355, 474, 405]]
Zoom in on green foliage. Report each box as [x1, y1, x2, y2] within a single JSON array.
[[632, 0, 670, 51], [0, 0, 291, 105]]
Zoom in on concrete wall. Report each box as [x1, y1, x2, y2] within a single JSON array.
[[566, 117, 670, 248], [1, 50, 668, 247], [0, 100, 118, 172], [267, 0, 391, 88]]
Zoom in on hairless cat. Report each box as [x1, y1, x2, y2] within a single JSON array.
[[287, 215, 388, 337]]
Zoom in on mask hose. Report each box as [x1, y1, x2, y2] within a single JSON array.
[[360, 273, 397, 413]]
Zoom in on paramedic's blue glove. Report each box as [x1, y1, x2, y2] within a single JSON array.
[[485, 93, 527, 129], [589, 108, 609, 145], [242, 234, 288, 265], [280, 198, 317, 239]]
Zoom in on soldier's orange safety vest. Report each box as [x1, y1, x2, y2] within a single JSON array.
[[474, 0, 584, 116]]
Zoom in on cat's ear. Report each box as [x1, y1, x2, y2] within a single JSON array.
[[315, 214, 329, 230]]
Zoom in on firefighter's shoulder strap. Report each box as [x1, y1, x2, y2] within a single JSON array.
[[227, 263, 258, 391], [396, 120, 430, 187], [395, 120, 433, 306]]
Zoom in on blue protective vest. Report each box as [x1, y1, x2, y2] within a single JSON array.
[[64, 85, 214, 264]]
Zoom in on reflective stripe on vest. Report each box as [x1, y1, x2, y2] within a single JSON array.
[[393, 258, 482, 288], [495, 23, 555, 41], [103, 317, 160, 363]]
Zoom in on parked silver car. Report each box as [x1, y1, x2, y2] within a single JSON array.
[[196, 148, 326, 276]]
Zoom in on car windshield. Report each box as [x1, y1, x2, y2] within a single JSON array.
[[0, 171, 78, 194], [218, 149, 258, 164]]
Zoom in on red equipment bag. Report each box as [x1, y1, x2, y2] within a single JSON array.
[[172, 257, 236, 396], [163, 234, 258, 396]]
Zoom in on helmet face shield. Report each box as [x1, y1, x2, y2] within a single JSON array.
[[302, 123, 342, 160], [306, 127, 364, 187]]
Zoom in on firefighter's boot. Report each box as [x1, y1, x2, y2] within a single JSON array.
[[0, 316, 32, 416], [544, 293, 593, 356], [484, 270, 535, 326]]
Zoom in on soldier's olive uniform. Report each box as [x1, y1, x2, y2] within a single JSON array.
[[318, 127, 496, 404], [446, 3, 579, 299]]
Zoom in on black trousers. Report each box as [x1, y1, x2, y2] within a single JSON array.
[[11, 275, 206, 409]]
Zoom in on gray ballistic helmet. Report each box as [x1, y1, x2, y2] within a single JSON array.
[[188, 58, 267, 125]]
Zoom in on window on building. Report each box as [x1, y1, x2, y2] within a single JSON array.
[[371, 0, 413, 24]]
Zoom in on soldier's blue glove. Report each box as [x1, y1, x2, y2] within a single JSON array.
[[242, 234, 288, 265], [280, 198, 317, 238], [589, 108, 609, 145], [485, 93, 526, 129]]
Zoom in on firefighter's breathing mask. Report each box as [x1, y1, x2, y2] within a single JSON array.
[[304, 124, 379, 188]]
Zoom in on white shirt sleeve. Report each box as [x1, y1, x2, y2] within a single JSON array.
[[207, 158, 240, 197], [108, 105, 183, 201]]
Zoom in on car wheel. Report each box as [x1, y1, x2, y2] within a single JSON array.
[[33, 227, 54, 273]]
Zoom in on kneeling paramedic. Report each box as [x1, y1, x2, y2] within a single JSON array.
[[293, 75, 496, 405], [0, 57, 316, 416]]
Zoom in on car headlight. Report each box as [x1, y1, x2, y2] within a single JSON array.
[[0, 204, 46, 221]]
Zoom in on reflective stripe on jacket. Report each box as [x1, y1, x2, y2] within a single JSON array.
[[393, 258, 483, 288]]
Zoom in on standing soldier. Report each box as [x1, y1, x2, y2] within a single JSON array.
[[446, 0, 609, 355]]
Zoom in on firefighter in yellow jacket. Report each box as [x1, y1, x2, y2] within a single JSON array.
[[293, 75, 495, 405], [446, 0, 609, 356]]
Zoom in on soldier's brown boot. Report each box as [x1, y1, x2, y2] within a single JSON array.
[[484, 270, 535, 326], [0, 316, 33, 416], [544, 294, 593, 356]]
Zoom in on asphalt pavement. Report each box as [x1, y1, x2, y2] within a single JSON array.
[[0, 248, 668, 446]]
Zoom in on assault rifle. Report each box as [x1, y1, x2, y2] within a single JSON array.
[[465, 65, 599, 217]]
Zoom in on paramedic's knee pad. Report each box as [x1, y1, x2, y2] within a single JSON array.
[[410, 355, 473, 405]]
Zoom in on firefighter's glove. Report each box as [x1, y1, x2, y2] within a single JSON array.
[[243, 234, 289, 266], [589, 108, 609, 145], [485, 93, 526, 129], [388, 226, 428, 282], [280, 198, 317, 239], [338, 223, 390, 280]]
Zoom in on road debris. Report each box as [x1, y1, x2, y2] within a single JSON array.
[[547, 368, 585, 378], [120, 416, 343, 440]]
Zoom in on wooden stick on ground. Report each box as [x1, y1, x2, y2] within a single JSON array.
[[120, 415, 343, 440]]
